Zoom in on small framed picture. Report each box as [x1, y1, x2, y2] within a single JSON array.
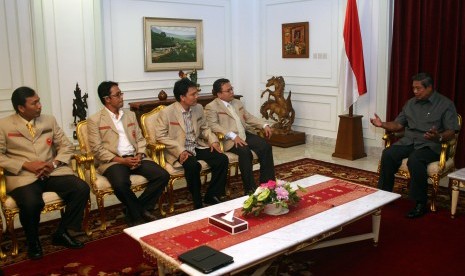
[[282, 22, 309, 58], [144, 17, 203, 71]]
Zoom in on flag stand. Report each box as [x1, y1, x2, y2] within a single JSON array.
[[332, 105, 367, 160]]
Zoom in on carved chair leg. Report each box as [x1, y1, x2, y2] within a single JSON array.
[[225, 165, 232, 197], [430, 176, 440, 212], [96, 195, 107, 231], [6, 213, 18, 256], [0, 217, 5, 259], [167, 178, 177, 214], [82, 199, 92, 236]]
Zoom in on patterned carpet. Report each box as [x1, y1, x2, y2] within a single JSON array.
[[1, 158, 462, 275]]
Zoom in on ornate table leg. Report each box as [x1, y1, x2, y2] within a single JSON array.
[[451, 179, 460, 219], [372, 208, 381, 246]]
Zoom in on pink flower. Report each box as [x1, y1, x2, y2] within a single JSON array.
[[260, 180, 276, 190], [275, 186, 289, 200], [276, 180, 286, 187]]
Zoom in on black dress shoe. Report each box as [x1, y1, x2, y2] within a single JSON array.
[[141, 210, 158, 222], [204, 196, 223, 205], [406, 203, 427, 219], [52, 231, 84, 249], [27, 240, 43, 260]]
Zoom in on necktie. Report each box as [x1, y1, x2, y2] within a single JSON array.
[[227, 104, 246, 140], [26, 122, 36, 138]]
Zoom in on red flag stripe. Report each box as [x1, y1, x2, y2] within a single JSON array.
[[344, 0, 367, 95]]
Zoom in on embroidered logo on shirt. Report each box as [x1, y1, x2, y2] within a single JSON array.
[[127, 123, 135, 127], [169, 122, 180, 125], [99, 126, 111, 130], [46, 137, 53, 146], [132, 130, 136, 139]]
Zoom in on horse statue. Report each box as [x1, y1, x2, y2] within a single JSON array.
[[260, 76, 295, 134]]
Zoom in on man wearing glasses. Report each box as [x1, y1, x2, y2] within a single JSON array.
[[87, 81, 169, 226], [205, 78, 276, 195], [154, 78, 228, 209]]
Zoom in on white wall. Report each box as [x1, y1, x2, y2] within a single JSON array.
[[255, 0, 391, 151], [1, 0, 392, 151], [0, 0, 37, 117], [101, 0, 233, 109]]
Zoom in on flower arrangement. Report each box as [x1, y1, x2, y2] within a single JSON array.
[[242, 179, 306, 216]]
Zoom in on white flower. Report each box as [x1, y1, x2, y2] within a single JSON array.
[[254, 187, 264, 196]]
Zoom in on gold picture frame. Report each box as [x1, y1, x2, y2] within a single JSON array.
[[144, 17, 203, 72], [282, 22, 309, 58]]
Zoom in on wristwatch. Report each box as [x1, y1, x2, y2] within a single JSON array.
[[53, 161, 61, 169]]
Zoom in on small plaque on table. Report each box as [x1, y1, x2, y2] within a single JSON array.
[[208, 212, 248, 235]]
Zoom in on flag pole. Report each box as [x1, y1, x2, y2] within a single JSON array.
[[332, 0, 366, 160]]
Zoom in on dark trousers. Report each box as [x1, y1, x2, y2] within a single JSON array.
[[228, 132, 276, 194], [9, 175, 90, 243], [378, 145, 439, 203], [182, 148, 228, 209], [103, 160, 169, 222]]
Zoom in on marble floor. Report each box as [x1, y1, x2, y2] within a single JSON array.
[[271, 143, 380, 172]]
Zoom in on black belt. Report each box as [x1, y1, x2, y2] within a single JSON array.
[[121, 154, 135, 158]]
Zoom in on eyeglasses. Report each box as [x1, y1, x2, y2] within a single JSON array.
[[221, 87, 234, 93], [107, 92, 124, 98]]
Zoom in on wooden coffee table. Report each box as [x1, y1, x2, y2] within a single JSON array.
[[124, 175, 400, 276]]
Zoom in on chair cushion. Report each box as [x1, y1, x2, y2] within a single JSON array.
[[223, 151, 258, 163], [399, 158, 455, 176], [164, 160, 210, 175], [224, 152, 239, 163], [4, 192, 62, 210], [86, 170, 148, 190]]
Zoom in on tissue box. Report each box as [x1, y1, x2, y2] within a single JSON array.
[[208, 213, 248, 234]]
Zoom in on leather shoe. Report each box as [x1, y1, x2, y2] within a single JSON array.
[[406, 203, 427, 219], [27, 240, 43, 260], [204, 196, 223, 205], [52, 231, 84, 249], [141, 210, 158, 222]]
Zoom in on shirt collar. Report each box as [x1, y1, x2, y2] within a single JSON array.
[[415, 91, 438, 104], [220, 99, 231, 108], [18, 114, 35, 125], [105, 107, 124, 120]]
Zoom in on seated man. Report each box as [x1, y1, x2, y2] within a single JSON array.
[[370, 72, 459, 218], [0, 87, 90, 259], [205, 78, 276, 195], [87, 81, 169, 226], [154, 78, 228, 209]]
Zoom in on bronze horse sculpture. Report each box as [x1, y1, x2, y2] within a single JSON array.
[[260, 76, 295, 134]]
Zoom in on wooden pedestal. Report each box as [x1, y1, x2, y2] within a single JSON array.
[[332, 114, 367, 160], [267, 131, 306, 148]]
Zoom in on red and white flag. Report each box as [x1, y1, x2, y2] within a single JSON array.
[[342, 0, 367, 112]]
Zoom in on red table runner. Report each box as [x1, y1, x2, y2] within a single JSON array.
[[140, 178, 376, 264]]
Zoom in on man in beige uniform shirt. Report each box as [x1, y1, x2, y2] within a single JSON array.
[[87, 81, 169, 226], [0, 87, 90, 259], [205, 78, 276, 195]]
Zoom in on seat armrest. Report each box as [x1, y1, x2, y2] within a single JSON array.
[[0, 167, 7, 202], [382, 131, 405, 148], [146, 142, 166, 166], [215, 132, 226, 151]]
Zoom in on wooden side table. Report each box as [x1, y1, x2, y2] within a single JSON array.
[[447, 168, 465, 218]]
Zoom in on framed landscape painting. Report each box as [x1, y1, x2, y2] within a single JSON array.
[[144, 17, 203, 71], [282, 22, 309, 58]]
